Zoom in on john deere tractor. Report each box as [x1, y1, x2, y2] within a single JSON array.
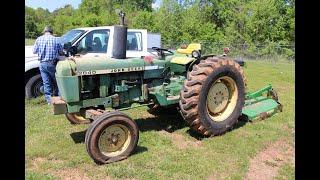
[[51, 11, 282, 164]]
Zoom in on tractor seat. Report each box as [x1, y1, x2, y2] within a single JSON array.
[[177, 43, 201, 55], [171, 57, 194, 65]]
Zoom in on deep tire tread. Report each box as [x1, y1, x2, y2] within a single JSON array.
[[179, 57, 246, 136]]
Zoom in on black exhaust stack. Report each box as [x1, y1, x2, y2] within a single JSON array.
[[112, 10, 127, 59]]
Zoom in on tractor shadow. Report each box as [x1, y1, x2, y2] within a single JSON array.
[[131, 146, 148, 155], [70, 130, 86, 144], [69, 110, 250, 145], [137, 107, 207, 141], [136, 107, 249, 141], [135, 106, 188, 133], [234, 115, 251, 129], [187, 115, 250, 140]]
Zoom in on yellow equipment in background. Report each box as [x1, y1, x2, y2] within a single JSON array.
[[176, 43, 201, 55]]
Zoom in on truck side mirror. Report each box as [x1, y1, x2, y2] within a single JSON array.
[[63, 42, 71, 50], [63, 42, 77, 57], [63, 42, 71, 57], [69, 46, 77, 56]]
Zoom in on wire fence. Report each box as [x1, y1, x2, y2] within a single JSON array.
[[164, 42, 295, 61]]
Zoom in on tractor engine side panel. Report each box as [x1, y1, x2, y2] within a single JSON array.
[[79, 72, 144, 107], [110, 72, 144, 105]]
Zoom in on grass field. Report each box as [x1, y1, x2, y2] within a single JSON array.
[[26, 38, 35, 46], [25, 60, 295, 180]]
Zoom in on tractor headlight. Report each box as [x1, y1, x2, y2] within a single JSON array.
[[191, 50, 201, 58]]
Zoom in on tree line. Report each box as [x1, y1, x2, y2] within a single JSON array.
[[25, 0, 295, 58]]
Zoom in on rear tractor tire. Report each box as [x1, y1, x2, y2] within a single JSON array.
[[85, 111, 139, 164], [179, 57, 246, 136]]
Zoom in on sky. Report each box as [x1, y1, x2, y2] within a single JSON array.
[[26, 0, 82, 12], [25, 0, 161, 12]]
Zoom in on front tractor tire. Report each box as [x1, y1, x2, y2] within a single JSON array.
[[65, 113, 91, 124], [179, 57, 246, 136], [85, 111, 139, 164]]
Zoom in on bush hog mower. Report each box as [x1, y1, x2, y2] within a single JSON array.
[[51, 11, 282, 164]]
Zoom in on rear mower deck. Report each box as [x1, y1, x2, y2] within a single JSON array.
[[242, 84, 282, 121]]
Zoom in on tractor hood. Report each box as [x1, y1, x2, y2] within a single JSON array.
[[56, 57, 146, 77], [75, 57, 145, 76]]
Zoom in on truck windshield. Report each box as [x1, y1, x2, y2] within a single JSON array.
[[59, 29, 85, 44]]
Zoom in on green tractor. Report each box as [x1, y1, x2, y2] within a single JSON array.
[[51, 11, 282, 164]]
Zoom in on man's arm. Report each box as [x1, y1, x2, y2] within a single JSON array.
[[56, 38, 63, 55], [58, 43, 63, 54]]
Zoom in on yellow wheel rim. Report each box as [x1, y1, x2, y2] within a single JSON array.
[[66, 112, 89, 123], [73, 114, 87, 121], [98, 124, 131, 157], [206, 76, 238, 122]]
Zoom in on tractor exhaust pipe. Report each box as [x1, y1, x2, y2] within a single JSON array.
[[112, 10, 127, 59], [118, 10, 125, 26]]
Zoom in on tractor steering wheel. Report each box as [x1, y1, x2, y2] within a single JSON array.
[[152, 47, 174, 57]]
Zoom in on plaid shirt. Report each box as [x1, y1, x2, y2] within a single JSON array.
[[33, 34, 63, 62]]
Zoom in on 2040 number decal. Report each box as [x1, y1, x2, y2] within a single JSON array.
[[76, 67, 145, 76], [77, 70, 96, 76]]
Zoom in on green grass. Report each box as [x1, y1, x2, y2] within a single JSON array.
[[25, 60, 295, 179], [26, 171, 54, 180], [26, 38, 35, 45], [276, 163, 295, 180]]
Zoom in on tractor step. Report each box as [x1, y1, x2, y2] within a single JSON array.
[[51, 96, 67, 115]]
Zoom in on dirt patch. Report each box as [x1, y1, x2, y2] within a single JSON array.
[[28, 157, 112, 180], [29, 157, 46, 171], [159, 130, 202, 149], [207, 174, 218, 180], [53, 169, 89, 180], [52, 168, 101, 180], [28, 157, 64, 171], [245, 138, 294, 180]]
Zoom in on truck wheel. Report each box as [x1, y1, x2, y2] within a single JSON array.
[[85, 111, 139, 164], [25, 74, 44, 98], [65, 113, 91, 124], [179, 57, 246, 136]]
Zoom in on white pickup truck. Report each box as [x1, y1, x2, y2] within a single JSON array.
[[25, 27, 161, 98]]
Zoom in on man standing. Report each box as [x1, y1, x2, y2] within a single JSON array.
[[33, 26, 63, 104]]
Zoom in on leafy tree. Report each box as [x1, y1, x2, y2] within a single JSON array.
[[25, 14, 38, 38], [82, 14, 104, 27], [131, 11, 156, 31], [25, 0, 295, 57]]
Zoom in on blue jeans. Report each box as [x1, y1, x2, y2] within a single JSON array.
[[39, 62, 59, 103]]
